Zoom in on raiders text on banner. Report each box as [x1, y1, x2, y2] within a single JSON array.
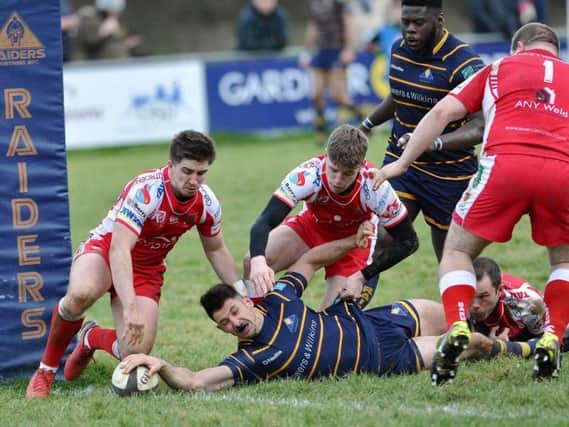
[[0, 1, 72, 379]]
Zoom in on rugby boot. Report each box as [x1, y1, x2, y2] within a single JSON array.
[[431, 320, 471, 386], [533, 332, 560, 380], [26, 368, 56, 399], [63, 320, 97, 381]]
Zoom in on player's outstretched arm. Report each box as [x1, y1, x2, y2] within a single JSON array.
[[397, 111, 484, 152], [121, 354, 235, 392], [291, 221, 373, 283]]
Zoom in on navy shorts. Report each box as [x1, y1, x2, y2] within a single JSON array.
[[382, 156, 469, 230], [364, 300, 424, 375], [310, 48, 344, 71]]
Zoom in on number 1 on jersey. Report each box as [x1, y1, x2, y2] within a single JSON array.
[[542, 59, 554, 83]]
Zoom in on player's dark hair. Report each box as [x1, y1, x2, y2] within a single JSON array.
[[200, 283, 239, 320], [401, 0, 442, 13], [473, 257, 502, 290], [326, 124, 368, 170], [511, 22, 560, 53], [170, 130, 216, 165]]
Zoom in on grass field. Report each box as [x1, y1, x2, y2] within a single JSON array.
[[3, 131, 568, 426]]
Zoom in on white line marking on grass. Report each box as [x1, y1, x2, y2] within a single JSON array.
[[191, 394, 541, 420]]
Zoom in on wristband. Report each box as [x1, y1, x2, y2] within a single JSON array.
[[232, 280, 248, 297], [361, 117, 375, 131], [433, 137, 443, 151]]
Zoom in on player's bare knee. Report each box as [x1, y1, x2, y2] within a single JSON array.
[[63, 290, 96, 315], [58, 296, 84, 321]]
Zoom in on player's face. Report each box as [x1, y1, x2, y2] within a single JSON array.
[[325, 157, 361, 194], [213, 297, 262, 339], [470, 274, 501, 322], [400, 6, 441, 53], [168, 158, 209, 200]]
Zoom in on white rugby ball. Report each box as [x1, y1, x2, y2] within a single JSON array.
[[111, 363, 159, 397]]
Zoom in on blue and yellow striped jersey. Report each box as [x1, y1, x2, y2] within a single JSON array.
[[387, 30, 485, 179], [219, 272, 380, 384]]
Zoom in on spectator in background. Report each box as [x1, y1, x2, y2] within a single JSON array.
[[365, 0, 401, 55], [467, 0, 520, 39], [60, 0, 78, 62], [300, 0, 364, 145], [236, 0, 288, 52], [74, 0, 142, 61], [467, 0, 548, 40], [518, 0, 549, 25]]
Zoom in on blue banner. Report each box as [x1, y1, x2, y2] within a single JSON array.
[[0, 0, 71, 379], [206, 42, 519, 133]]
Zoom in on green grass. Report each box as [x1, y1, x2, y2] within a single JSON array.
[[3, 132, 568, 426]]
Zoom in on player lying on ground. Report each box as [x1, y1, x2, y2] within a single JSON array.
[[120, 224, 537, 391]]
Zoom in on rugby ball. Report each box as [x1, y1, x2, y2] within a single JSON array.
[[111, 363, 159, 397]]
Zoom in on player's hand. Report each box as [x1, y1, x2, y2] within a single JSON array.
[[249, 256, 275, 296], [489, 326, 510, 341], [339, 271, 365, 301], [370, 162, 409, 191], [120, 354, 165, 377], [122, 304, 145, 347], [398, 132, 437, 152], [355, 221, 374, 248]]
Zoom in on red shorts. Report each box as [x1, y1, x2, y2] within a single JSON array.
[[453, 154, 569, 246], [73, 235, 165, 303], [284, 211, 373, 278]]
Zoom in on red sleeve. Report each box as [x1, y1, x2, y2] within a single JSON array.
[[449, 64, 493, 114]]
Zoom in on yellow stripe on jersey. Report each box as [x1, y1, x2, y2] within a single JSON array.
[[395, 191, 417, 201], [432, 29, 449, 55], [269, 306, 308, 378], [270, 292, 291, 302], [448, 57, 483, 83], [392, 98, 432, 111], [229, 354, 262, 382], [345, 303, 361, 373], [253, 304, 284, 355], [385, 151, 477, 181], [390, 75, 451, 93], [394, 112, 417, 129], [391, 53, 447, 71], [398, 300, 420, 337], [235, 365, 244, 383], [333, 315, 344, 377], [242, 349, 255, 363], [280, 274, 307, 293], [441, 43, 469, 62], [256, 305, 268, 314], [424, 214, 450, 231], [307, 314, 325, 381]]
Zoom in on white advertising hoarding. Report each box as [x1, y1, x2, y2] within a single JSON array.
[[63, 58, 208, 149]]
